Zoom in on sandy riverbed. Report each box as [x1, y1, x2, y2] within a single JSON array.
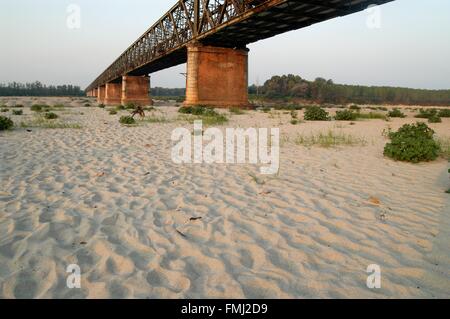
[[0, 97, 449, 298]]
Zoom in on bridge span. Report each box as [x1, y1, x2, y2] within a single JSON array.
[[86, 0, 394, 107]]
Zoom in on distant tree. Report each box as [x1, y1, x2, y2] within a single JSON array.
[[0, 81, 84, 96]]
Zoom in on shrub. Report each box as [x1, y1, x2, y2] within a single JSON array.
[[438, 109, 450, 118], [304, 106, 329, 121], [229, 107, 245, 115], [12, 110, 23, 116], [388, 108, 406, 118], [349, 104, 361, 111], [415, 108, 437, 119], [53, 104, 65, 108], [125, 103, 136, 110], [44, 112, 58, 120], [384, 122, 441, 163], [31, 104, 44, 112], [356, 112, 387, 120], [12, 104, 24, 108], [84, 103, 91, 107], [0, 116, 14, 130], [116, 105, 125, 110], [295, 130, 367, 148], [0, 108, 8, 113], [378, 107, 388, 111], [98, 104, 105, 109], [290, 119, 299, 125], [179, 106, 219, 116], [428, 115, 442, 123], [109, 110, 118, 115], [335, 110, 357, 121], [119, 116, 136, 125]]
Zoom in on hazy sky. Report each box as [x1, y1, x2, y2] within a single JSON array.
[[0, 0, 449, 90]]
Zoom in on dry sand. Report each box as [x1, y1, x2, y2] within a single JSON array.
[[0, 97, 449, 298]]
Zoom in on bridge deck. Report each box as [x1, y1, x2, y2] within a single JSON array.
[[86, 0, 393, 91]]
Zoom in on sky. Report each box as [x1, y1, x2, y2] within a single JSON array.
[[0, 0, 449, 90]]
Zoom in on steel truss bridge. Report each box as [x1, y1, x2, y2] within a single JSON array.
[[86, 0, 393, 92]]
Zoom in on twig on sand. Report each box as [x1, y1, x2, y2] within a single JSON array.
[[175, 229, 187, 238]]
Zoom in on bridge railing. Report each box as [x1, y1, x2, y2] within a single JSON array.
[[86, 0, 268, 91]]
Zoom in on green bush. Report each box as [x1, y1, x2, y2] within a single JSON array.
[[0, 116, 14, 130], [109, 110, 118, 115], [0, 108, 8, 113], [349, 104, 361, 111], [356, 112, 387, 120], [125, 103, 136, 110], [116, 105, 125, 110], [179, 106, 219, 116], [438, 109, 450, 118], [119, 116, 136, 125], [229, 107, 245, 115], [384, 122, 441, 163], [31, 104, 44, 112], [304, 106, 329, 121], [388, 108, 406, 118], [415, 108, 437, 119], [12, 110, 23, 116], [44, 112, 58, 120], [12, 104, 24, 108], [84, 103, 91, 107], [98, 104, 105, 109], [428, 115, 442, 123], [335, 110, 357, 121]]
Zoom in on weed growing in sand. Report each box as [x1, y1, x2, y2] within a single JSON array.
[[384, 122, 440, 163], [304, 106, 330, 121], [20, 118, 81, 129], [53, 104, 65, 109], [438, 109, 450, 118], [349, 104, 361, 111], [98, 104, 105, 109], [12, 104, 23, 108], [294, 131, 367, 148], [109, 110, 118, 115], [229, 107, 246, 115], [428, 115, 442, 123], [12, 110, 23, 116], [356, 112, 387, 120], [179, 106, 228, 126], [290, 110, 300, 125], [1, 108, 9, 113], [437, 137, 450, 160], [84, 103, 91, 107], [335, 110, 358, 121], [0, 116, 14, 130], [119, 116, 136, 125], [388, 108, 406, 118], [140, 115, 170, 123], [415, 108, 438, 119], [44, 112, 58, 120], [31, 104, 45, 112], [116, 105, 126, 111]]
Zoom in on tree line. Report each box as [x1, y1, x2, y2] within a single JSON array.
[[0, 81, 84, 97], [249, 75, 450, 106]]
